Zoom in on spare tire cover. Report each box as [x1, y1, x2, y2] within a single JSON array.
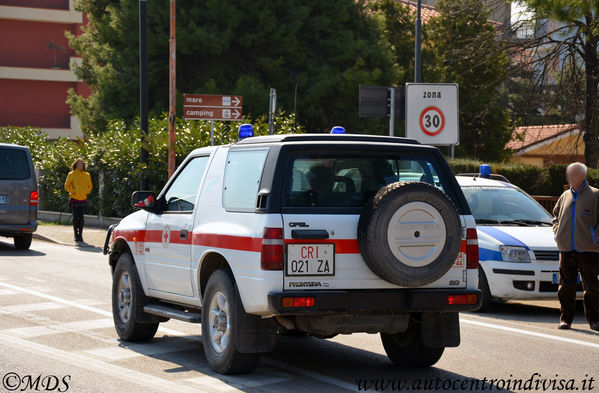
[[358, 181, 461, 287]]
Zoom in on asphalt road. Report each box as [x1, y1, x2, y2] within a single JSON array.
[[0, 239, 597, 393]]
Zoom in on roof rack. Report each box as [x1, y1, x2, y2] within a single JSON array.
[[236, 133, 421, 145]]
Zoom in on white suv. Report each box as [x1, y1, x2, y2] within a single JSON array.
[[104, 130, 481, 375]]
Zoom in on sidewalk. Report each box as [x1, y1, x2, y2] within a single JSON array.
[[34, 223, 108, 250]]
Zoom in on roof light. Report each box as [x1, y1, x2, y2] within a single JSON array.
[[479, 164, 490, 178], [238, 123, 254, 140], [330, 126, 345, 134]]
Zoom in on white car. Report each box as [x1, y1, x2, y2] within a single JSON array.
[[105, 128, 481, 374], [456, 174, 582, 311]]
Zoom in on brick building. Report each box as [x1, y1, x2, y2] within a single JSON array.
[[0, 0, 89, 138]]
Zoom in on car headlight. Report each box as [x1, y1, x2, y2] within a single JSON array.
[[499, 246, 531, 263]]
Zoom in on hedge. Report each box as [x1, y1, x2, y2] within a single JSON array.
[[0, 112, 303, 217], [1, 120, 586, 218], [447, 158, 586, 196]]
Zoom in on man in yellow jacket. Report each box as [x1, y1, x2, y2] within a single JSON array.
[[64, 158, 92, 242]]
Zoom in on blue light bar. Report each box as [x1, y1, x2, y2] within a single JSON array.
[[331, 126, 345, 134], [238, 124, 254, 140], [480, 164, 491, 178]]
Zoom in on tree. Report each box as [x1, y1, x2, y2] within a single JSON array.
[[510, 0, 599, 167], [425, 0, 512, 161], [68, 0, 395, 133]]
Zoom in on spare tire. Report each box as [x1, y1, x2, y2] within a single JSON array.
[[358, 181, 461, 287]]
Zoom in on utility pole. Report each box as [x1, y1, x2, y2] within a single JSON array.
[[139, 0, 149, 190], [167, 0, 176, 178], [414, 0, 422, 83], [388, 87, 395, 136]]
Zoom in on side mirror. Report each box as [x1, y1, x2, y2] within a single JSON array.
[[131, 191, 158, 211]]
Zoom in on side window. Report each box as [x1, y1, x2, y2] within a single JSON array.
[[163, 156, 209, 212], [223, 149, 268, 211]]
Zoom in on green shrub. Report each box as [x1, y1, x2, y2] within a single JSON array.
[[1, 112, 303, 217]]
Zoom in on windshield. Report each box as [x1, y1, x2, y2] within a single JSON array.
[[282, 152, 458, 210], [461, 186, 552, 226]]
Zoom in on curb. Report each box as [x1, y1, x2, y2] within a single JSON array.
[[32, 232, 72, 246], [32, 232, 103, 248]]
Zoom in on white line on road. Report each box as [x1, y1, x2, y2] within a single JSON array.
[[0, 331, 206, 393], [461, 317, 599, 350], [0, 281, 355, 391]]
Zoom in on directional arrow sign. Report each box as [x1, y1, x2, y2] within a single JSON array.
[[184, 94, 242, 108], [184, 94, 243, 121], [184, 107, 242, 121]]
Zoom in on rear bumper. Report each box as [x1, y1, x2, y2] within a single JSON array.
[[0, 220, 37, 236], [268, 288, 482, 315]]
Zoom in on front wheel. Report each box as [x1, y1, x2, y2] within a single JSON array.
[[474, 267, 492, 313], [111, 253, 159, 342], [14, 234, 32, 250], [201, 270, 260, 375], [381, 318, 444, 368]]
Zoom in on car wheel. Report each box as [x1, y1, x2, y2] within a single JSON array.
[[111, 253, 159, 342], [202, 270, 260, 375], [474, 267, 492, 313], [358, 181, 461, 287], [381, 317, 444, 368], [13, 234, 32, 250]]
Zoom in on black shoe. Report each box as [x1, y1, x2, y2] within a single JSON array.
[[590, 322, 599, 331]]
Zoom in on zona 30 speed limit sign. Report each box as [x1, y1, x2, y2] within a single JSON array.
[[406, 83, 458, 145]]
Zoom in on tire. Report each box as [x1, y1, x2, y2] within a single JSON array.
[[13, 234, 32, 250], [201, 270, 260, 375], [358, 181, 461, 287], [111, 253, 159, 342], [474, 267, 492, 313], [381, 317, 445, 368]]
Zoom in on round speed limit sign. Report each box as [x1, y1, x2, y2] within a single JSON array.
[[419, 106, 445, 136]]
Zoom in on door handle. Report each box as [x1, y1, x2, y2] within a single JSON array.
[[180, 229, 188, 240], [291, 229, 329, 239]]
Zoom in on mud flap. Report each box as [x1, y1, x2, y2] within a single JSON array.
[[420, 312, 460, 348]]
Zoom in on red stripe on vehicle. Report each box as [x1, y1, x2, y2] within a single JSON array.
[[192, 233, 262, 252], [285, 238, 360, 254], [113, 229, 359, 254]]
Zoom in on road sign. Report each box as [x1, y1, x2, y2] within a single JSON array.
[[358, 85, 404, 119], [405, 83, 458, 145], [183, 107, 242, 121], [183, 94, 243, 121]]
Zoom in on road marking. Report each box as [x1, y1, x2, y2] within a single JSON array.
[[1, 318, 113, 338], [0, 332, 207, 393], [184, 373, 291, 392], [0, 281, 354, 391], [461, 317, 599, 350], [85, 339, 199, 360], [1, 301, 64, 313]]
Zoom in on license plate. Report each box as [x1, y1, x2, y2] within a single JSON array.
[[553, 273, 581, 284], [0, 195, 6, 205], [286, 244, 335, 276]]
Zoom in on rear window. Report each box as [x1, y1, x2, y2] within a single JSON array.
[[282, 152, 459, 210], [0, 148, 31, 180]]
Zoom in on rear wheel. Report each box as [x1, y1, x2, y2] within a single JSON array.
[[13, 234, 32, 250], [381, 317, 444, 368], [111, 253, 159, 342], [202, 270, 260, 375]]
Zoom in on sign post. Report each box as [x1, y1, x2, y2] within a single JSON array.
[[184, 94, 243, 145], [405, 83, 459, 146]]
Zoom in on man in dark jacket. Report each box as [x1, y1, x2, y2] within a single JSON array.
[[552, 162, 599, 331]]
